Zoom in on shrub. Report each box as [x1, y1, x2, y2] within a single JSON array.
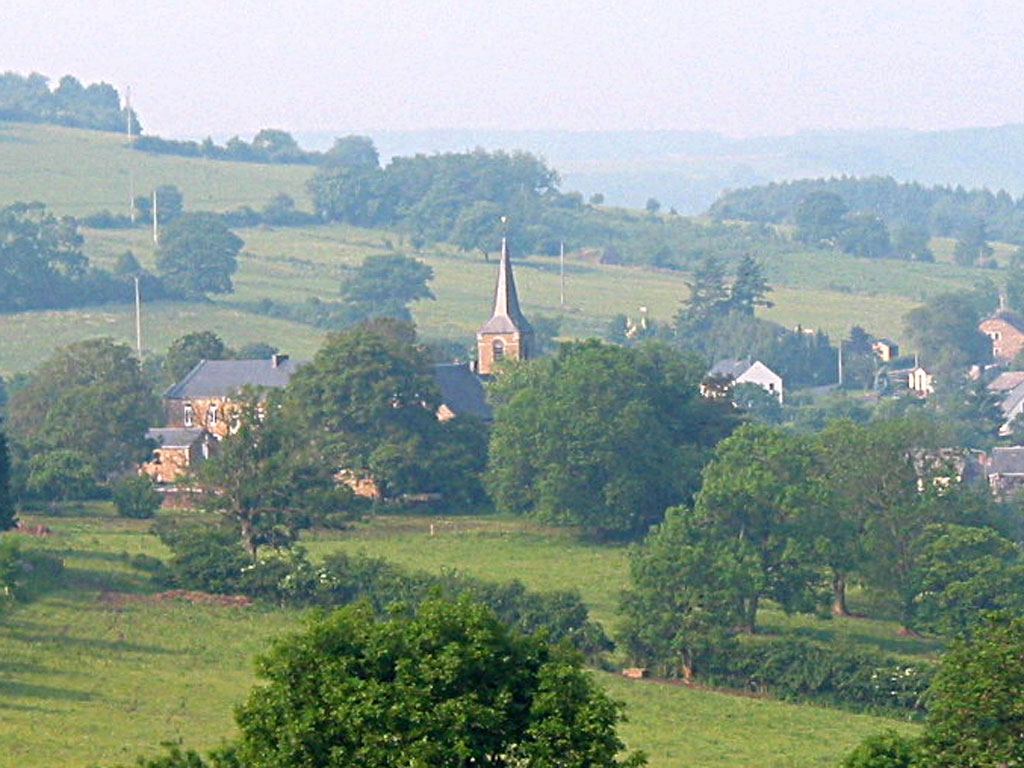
[[112, 475, 162, 519]]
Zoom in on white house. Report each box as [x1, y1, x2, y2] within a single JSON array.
[[706, 358, 784, 403]]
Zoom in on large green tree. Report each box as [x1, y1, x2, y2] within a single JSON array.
[[902, 291, 992, 370], [285, 321, 486, 502], [339, 253, 435, 322], [234, 599, 645, 768], [156, 213, 243, 299], [7, 338, 156, 490], [0, 201, 88, 312], [693, 423, 823, 632], [164, 330, 229, 381], [191, 394, 355, 558], [619, 506, 747, 681], [487, 340, 736, 539]]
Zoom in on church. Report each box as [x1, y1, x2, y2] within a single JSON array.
[[474, 236, 534, 375]]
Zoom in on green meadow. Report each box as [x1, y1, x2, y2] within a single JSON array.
[[0, 506, 923, 768]]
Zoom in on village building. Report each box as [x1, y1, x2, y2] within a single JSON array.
[[980, 310, 1024, 364], [986, 446, 1024, 499], [704, 358, 784, 403], [871, 338, 899, 362]]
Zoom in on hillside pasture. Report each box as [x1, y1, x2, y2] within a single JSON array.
[[0, 122, 313, 217], [0, 506, 924, 768]]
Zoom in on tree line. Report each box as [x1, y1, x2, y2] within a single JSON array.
[[709, 175, 1024, 262], [0, 72, 139, 133]]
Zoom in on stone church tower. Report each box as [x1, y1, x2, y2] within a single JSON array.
[[476, 237, 533, 375]]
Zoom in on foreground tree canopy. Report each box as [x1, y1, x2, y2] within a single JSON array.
[[486, 340, 737, 538], [235, 599, 645, 767]]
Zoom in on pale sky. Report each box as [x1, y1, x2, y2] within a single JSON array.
[[6, 1, 1024, 139]]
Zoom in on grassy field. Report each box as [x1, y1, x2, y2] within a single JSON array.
[[0, 506, 923, 768]]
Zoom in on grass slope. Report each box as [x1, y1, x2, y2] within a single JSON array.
[[0, 122, 313, 217], [0, 508, 924, 768]]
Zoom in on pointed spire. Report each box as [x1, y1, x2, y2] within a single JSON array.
[[480, 237, 532, 334]]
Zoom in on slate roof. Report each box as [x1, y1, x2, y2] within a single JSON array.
[[146, 426, 209, 448], [708, 358, 753, 379], [989, 446, 1024, 476], [163, 357, 304, 399], [479, 238, 532, 335], [433, 363, 492, 421], [988, 371, 1024, 392]]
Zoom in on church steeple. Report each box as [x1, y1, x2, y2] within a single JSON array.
[[477, 237, 532, 374]]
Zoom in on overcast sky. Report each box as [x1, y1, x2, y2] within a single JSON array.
[[6, 1, 1024, 139]]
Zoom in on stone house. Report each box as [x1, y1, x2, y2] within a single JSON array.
[[980, 310, 1024, 364], [162, 353, 302, 438], [140, 426, 214, 484], [986, 446, 1024, 498]]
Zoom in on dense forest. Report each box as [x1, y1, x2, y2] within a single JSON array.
[[710, 176, 1024, 256]]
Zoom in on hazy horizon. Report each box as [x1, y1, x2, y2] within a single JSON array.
[[7, 1, 1024, 141]]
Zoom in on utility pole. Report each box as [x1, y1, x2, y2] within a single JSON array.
[[559, 241, 565, 307], [133, 274, 143, 358], [152, 189, 159, 246]]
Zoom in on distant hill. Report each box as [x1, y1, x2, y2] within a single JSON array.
[[287, 126, 1024, 215]]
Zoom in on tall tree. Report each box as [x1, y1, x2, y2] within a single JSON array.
[[156, 213, 243, 299], [191, 394, 353, 558], [164, 330, 229, 381], [0, 426, 14, 530], [234, 599, 646, 768], [285, 321, 484, 501], [793, 191, 848, 245], [7, 338, 156, 489], [619, 506, 747, 681], [727, 254, 773, 315], [902, 291, 992, 370], [339, 253, 435, 322], [693, 423, 823, 632], [674, 254, 729, 332], [487, 340, 736, 539]]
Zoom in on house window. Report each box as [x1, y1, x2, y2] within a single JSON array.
[[207, 403, 218, 427], [492, 339, 505, 361], [183, 403, 194, 427]]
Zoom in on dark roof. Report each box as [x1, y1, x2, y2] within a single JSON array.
[[163, 357, 304, 399], [434, 363, 492, 420], [146, 427, 209, 448], [989, 446, 1024, 476], [479, 238, 532, 335], [708, 358, 753, 379]]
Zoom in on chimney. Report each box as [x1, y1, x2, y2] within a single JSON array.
[[271, 353, 289, 368]]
